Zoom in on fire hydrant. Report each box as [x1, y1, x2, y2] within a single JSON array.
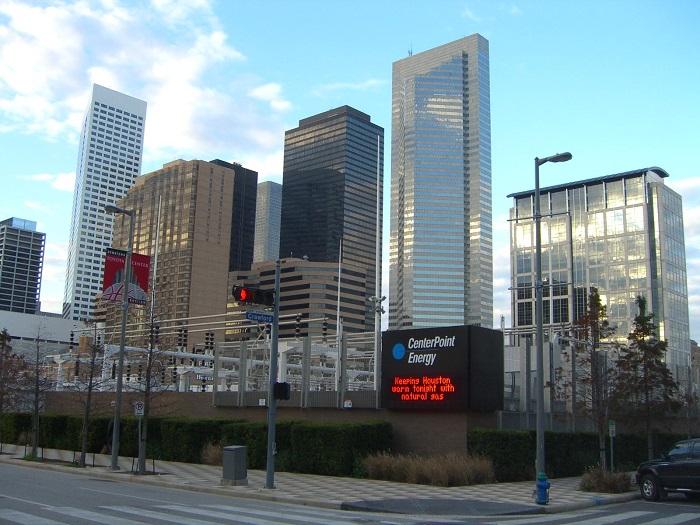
[[535, 471, 550, 505]]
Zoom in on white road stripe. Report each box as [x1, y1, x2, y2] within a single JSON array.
[[552, 511, 654, 525], [0, 509, 67, 525], [643, 514, 700, 525], [51, 506, 151, 525], [204, 503, 363, 525], [158, 504, 354, 525], [104, 505, 220, 525], [486, 510, 602, 524]]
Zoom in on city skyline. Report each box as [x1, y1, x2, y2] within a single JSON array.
[[1, 1, 699, 338]]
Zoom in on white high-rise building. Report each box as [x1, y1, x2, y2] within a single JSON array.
[[389, 35, 492, 329], [253, 181, 282, 263], [63, 84, 147, 321]]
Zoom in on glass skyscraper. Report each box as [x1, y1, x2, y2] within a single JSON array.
[[280, 106, 384, 331], [253, 181, 282, 263], [508, 167, 690, 371], [389, 35, 492, 329], [63, 84, 146, 321]]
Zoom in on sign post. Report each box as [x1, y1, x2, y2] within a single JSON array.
[[608, 420, 616, 471]]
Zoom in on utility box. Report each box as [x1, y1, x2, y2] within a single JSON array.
[[221, 445, 247, 486]]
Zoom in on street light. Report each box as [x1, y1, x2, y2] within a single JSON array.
[[534, 152, 572, 489], [104, 204, 135, 470]]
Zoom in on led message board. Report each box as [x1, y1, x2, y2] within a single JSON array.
[[381, 325, 503, 411]]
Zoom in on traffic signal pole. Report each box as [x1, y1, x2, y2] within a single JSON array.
[[265, 259, 281, 489]]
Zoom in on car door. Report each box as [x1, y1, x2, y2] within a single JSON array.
[[657, 441, 692, 489], [687, 440, 700, 490]]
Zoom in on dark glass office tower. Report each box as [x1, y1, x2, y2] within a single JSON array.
[[211, 159, 258, 271], [0, 217, 45, 313], [280, 106, 384, 331]]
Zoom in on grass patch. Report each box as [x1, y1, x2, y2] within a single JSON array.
[[362, 452, 495, 487], [579, 465, 632, 493]]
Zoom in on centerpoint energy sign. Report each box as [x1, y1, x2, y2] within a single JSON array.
[[382, 325, 503, 411]]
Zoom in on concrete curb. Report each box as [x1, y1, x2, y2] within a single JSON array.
[[542, 491, 640, 514]]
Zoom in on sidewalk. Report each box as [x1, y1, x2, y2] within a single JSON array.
[[0, 444, 639, 516]]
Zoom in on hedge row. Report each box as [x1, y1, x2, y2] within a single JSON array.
[[467, 428, 687, 481], [0, 413, 392, 476]]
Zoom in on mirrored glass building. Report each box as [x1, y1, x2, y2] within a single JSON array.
[[389, 34, 492, 329], [508, 167, 690, 371]]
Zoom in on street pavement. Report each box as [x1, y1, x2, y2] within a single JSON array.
[[0, 443, 639, 517]]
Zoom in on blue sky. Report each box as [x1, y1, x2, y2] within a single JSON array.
[[1, 0, 699, 337]]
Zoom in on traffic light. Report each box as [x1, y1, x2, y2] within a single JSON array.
[[205, 331, 214, 351], [273, 381, 291, 400], [154, 324, 160, 344], [232, 286, 274, 306], [111, 362, 116, 379], [322, 317, 328, 343], [69, 331, 74, 352], [295, 314, 301, 339], [160, 367, 165, 384]]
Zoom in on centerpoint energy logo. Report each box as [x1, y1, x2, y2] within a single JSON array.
[[392, 342, 406, 360]]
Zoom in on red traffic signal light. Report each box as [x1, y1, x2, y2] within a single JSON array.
[[232, 286, 274, 306]]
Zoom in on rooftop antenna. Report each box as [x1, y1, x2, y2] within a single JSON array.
[[408, 43, 413, 56]]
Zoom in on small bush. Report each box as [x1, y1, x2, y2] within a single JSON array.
[[579, 465, 631, 493], [362, 452, 495, 487], [201, 442, 223, 466]]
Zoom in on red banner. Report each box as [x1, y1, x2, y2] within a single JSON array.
[[102, 248, 150, 305]]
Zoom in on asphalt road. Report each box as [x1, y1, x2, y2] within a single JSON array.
[[2, 461, 700, 525]]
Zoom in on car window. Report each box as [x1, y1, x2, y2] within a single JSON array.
[[667, 442, 691, 458], [692, 442, 700, 459]]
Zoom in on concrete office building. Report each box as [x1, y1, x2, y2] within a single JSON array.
[[389, 34, 492, 330], [253, 181, 282, 263], [63, 84, 146, 321], [228, 257, 368, 340], [280, 106, 383, 331], [0, 218, 45, 314], [106, 159, 257, 348], [508, 167, 690, 371]]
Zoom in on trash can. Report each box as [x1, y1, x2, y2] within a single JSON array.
[[221, 445, 247, 486]]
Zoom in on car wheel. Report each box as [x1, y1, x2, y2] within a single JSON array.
[[640, 474, 662, 501]]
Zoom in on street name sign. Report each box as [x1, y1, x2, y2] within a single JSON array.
[[245, 310, 274, 324]]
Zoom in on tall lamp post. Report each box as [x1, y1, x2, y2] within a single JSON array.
[[534, 152, 572, 485], [105, 204, 135, 470]]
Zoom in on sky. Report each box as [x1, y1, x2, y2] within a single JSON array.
[[1, 0, 699, 338]]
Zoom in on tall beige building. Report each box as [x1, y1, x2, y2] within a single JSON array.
[[107, 159, 257, 348]]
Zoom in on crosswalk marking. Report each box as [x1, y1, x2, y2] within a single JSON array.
[[643, 513, 700, 525], [157, 504, 356, 525], [104, 505, 221, 525], [0, 509, 67, 525], [553, 511, 654, 525], [51, 506, 151, 525], [486, 510, 602, 525], [204, 503, 364, 525]]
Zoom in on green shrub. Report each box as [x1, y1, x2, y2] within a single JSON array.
[[0, 413, 32, 443], [580, 465, 632, 493], [362, 452, 495, 486]]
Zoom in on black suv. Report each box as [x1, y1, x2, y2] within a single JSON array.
[[637, 439, 700, 501]]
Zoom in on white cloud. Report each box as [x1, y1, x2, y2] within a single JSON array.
[[509, 4, 523, 16], [461, 7, 482, 22], [313, 78, 384, 96], [248, 83, 292, 112], [25, 172, 75, 192], [0, 0, 287, 169], [24, 200, 49, 212]]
